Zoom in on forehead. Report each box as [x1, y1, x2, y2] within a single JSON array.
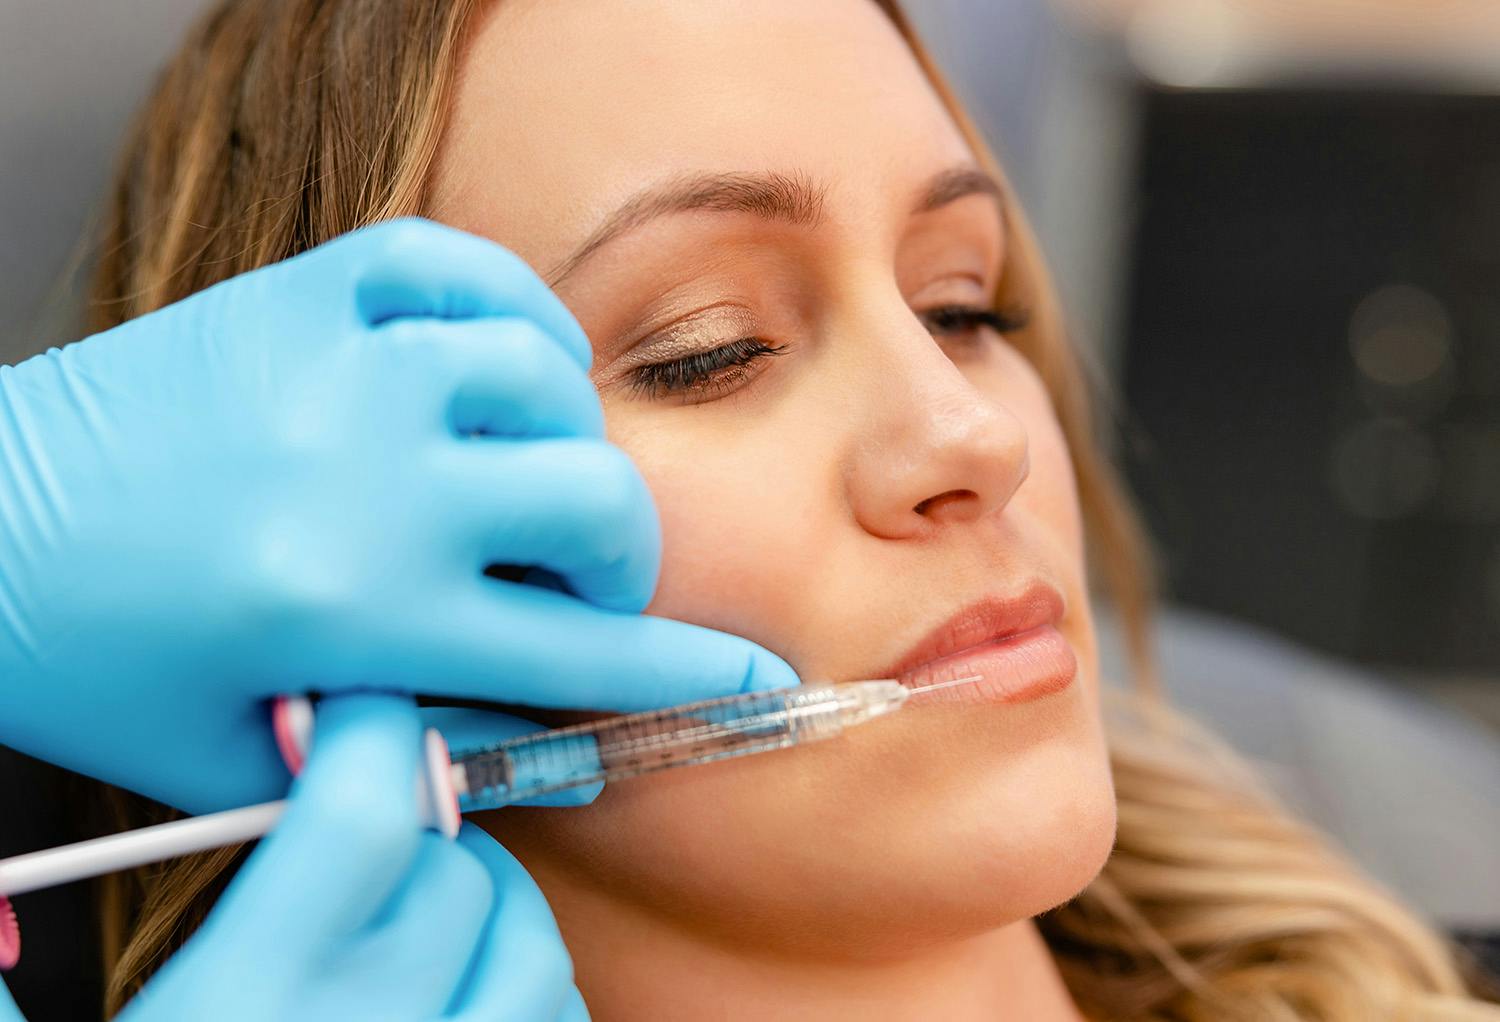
[[430, 0, 976, 271]]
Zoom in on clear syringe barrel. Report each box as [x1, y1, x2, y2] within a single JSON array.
[[451, 681, 908, 813]]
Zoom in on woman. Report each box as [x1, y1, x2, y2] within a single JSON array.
[[80, 0, 1498, 1018]]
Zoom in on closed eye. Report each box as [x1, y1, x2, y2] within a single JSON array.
[[626, 338, 789, 401], [627, 302, 1031, 403], [920, 302, 1031, 340]]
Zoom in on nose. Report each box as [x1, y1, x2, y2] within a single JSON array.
[[843, 317, 1031, 540]]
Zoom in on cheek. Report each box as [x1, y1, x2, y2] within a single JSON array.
[[980, 346, 1087, 583], [1029, 417, 1083, 549], [1024, 410, 1094, 664], [991, 351, 1085, 561], [604, 413, 829, 665]]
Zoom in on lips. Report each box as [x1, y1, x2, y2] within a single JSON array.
[[873, 582, 1077, 706]]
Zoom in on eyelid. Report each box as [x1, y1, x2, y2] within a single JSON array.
[[910, 272, 996, 307], [612, 301, 760, 369]]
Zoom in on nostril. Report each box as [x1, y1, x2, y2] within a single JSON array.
[[913, 489, 976, 516]]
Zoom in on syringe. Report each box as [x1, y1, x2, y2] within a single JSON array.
[[447, 675, 981, 811], [0, 676, 978, 908]]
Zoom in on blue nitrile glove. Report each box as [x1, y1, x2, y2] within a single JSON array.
[[0, 217, 798, 814], [0, 695, 589, 1022], [0, 697, 591, 1021]]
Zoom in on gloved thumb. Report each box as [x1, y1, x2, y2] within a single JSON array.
[[0, 978, 26, 1022], [363, 581, 803, 713]]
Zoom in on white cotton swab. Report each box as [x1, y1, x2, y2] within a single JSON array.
[[0, 800, 288, 899], [0, 725, 459, 901]]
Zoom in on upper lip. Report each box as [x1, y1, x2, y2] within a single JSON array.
[[873, 582, 1065, 681]]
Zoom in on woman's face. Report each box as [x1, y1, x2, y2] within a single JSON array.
[[430, 0, 1116, 954]]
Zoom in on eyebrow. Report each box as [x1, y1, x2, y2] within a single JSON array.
[[543, 163, 1004, 287]]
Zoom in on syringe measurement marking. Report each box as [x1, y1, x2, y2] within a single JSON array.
[[486, 699, 803, 759], [465, 685, 911, 800], [622, 736, 746, 770], [476, 720, 761, 778], [593, 706, 801, 759]]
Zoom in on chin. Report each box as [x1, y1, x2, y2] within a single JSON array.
[[728, 703, 1121, 958], [875, 735, 1120, 946], [982, 755, 1119, 921]]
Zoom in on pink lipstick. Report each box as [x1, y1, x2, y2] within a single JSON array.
[[875, 583, 1076, 707]]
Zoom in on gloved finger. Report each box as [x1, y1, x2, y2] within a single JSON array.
[[553, 985, 592, 1022], [445, 825, 577, 1022], [441, 438, 659, 613], [379, 316, 604, 441], [336, 833, 494, 1018], [420, 707, 603, 807], [0, 980, 23, 1022], [198, 693, 425, 965], [384, 580, 801, 711], [335, 218, 592, 370]]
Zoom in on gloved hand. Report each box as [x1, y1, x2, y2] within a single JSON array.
[[2, 694, 590, 1022], [0, 217, 798, 814]]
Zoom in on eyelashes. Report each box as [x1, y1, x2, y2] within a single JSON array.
[[628, 337, 790, 401], [626, 302, 1034, 402], [921, 302, 1031, 339]]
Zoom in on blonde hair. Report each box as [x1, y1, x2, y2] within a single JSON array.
[[87, 1, 1499, 1018]]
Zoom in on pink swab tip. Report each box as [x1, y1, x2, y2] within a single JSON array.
[[0, 894, 19, 971]]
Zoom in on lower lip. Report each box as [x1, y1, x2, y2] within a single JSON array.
[[897, 626, 1078, 707]]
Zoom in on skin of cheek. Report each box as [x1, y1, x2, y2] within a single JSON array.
[[479, 342, 1118, 960]]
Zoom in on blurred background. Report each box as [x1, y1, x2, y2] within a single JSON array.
[[1, 0, 1497, 1011]]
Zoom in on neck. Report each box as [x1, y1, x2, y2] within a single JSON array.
[[535, 865, 1088, 1021]]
